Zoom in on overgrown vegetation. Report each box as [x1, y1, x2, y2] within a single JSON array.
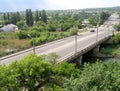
[[0, 54, 120, 91], [0, 9, 110, 57], [101, 34, 120, 57], [101, 44, 120, 56]]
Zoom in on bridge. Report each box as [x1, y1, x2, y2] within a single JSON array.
[[0, 14, 119, 65]]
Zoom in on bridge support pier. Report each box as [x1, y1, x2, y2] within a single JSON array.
[[75, 56, 82, 67], [93, 45, 113, 58]]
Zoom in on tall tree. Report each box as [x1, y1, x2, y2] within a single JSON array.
[[7, 13, 10, 23], [3, 13, 8, 25], [35, 10, 39, 22], [16, 12, 21, 22], [41, 9, 47, 23], [10, 12, 20, 24], [26, 9, 33, 27], [3, 13, 7, 21], [29, 9, 33, 26], [26, 9, 29, 26]]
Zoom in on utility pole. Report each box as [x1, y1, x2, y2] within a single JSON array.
[[75, 35, 77, 53], [28, 34, 35, 54], [96, 25, 98, 42]]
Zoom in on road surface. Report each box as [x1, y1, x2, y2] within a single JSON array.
[[0, 13, 119, 65]]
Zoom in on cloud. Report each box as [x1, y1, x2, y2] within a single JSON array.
[[46, 0, 120, 9], [0, 0, 120, 12]]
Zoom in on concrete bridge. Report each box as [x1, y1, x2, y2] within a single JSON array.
[[0, 14, 119, 65], [58, 35, 114, 65]]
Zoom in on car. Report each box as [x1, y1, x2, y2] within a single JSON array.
[[90, 30, 95, 32]]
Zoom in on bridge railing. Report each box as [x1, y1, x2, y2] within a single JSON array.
[[57, 35, 111, 63]]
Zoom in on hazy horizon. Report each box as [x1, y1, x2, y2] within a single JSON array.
[[0, 0, 120, 12]]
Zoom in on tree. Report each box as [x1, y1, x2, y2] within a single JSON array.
[[88, 14, 100, 26], [10, 12, 21, 24], [16, 20, 27, 30], [41, 9, 47, 23], [99, 12, 110, 25], [0, 65, 20, 91], [70, 27, 78, 35], [26, 9, 29, 26], [29, 9, 33, 26], [7, 13, 10, 24], [35, 10, 39, 22], [26, 9, 33, 27], [8, 54, 53, 91], [3, 13, 9, 25], [114, 23, 120, 33], [63, 61, 120, 91]]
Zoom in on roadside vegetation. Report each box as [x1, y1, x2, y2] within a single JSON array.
[[0, 9, 110, 57], [0, 53, 120, 91], [101, 22, 120, 57]]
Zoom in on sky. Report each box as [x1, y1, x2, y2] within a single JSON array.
[[0, 0, 120, 12]]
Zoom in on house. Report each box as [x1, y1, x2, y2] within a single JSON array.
[[0, 24, 18, 32], [82, 19, 90, 26]]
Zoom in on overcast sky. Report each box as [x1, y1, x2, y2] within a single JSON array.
[[0, 0, 120, 12]]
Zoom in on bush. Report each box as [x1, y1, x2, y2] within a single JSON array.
[[48, 34, 55, 42], [17, 30, 28, 39], [0, 40, 8, 46], [29, 30, 41, 37], [70, 27, 78, 35], [114, 34, 120, 44]]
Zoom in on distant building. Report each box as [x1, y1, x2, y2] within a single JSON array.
[[0, 24, 18, 32], [82, 19, 90, 26]]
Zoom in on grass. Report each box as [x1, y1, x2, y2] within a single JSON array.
[[0, 32, 30, 57], [0, 32, 71, 57], [101, 44, 120, 57]]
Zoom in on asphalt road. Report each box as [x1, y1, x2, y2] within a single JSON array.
[[0, 13, 119, 65]]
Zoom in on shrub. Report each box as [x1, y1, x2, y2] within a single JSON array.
[[17, 30, 28, 39], [114, 34, 120, 44], [0, 40, 8, 46], [70, 27, 78, 35]]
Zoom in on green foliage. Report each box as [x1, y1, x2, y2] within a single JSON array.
[[26, 9, 33, 26], [0, 53, 120, 91], [70, 27, 78, 35], [29, 32, 71, 46], [3, 12, 21, 25], [17, 30, 28, 39], [101, 44, 120, 56], [114, 23, 120, 33], [41, 9, 47, 23], [45, 52, 59, 65], [114, 34, 120, 44], [29, 30, 41, 37], [99, 12, 110, 25], [16, 20, 27, 30], [46, 85, 63, 91], [63, 61, 120, 91], [88, 15, 100, 26], [8, 54, 52, 91], [35, 10, 40, 22], [53, 62, 80, 78], [0, 40, 8, 46], [10, 12, 21, 24], [0, 65, 20, 91]]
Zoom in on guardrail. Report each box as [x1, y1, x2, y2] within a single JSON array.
[[0, 36, 75, 61], [57, 36, 111, 63]]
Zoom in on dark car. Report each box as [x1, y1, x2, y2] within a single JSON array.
[[90, 30, 95, 32]]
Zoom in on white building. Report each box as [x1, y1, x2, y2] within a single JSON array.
[[0, 24, 18, 32]]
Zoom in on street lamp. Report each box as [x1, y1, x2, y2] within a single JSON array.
[[75, 35, 77, 53], [28, 34, 35, 54], [96, 25, 98, 42]]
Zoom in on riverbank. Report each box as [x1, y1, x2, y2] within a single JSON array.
[[101, 44, 120, 58]]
